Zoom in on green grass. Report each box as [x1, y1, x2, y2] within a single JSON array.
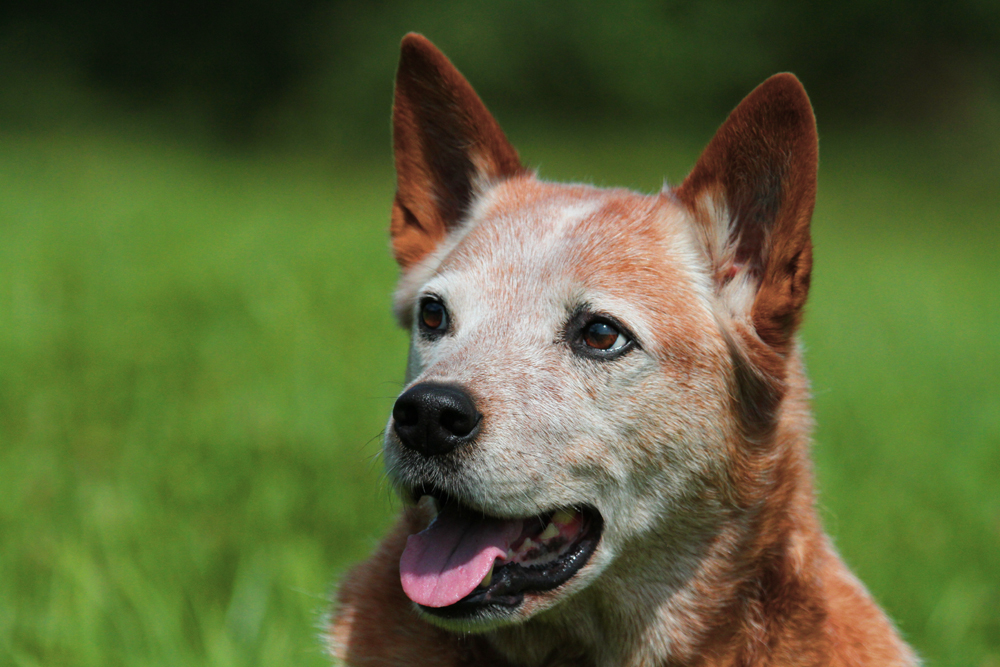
[[1, 121, 997, 666]]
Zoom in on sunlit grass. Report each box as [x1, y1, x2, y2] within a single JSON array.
[[0, 122, 997, 666]]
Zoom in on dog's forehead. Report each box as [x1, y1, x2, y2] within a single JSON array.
[[417, 177, 717, 351], [462, 179, 700, 292], [448, 179, 696, 285]]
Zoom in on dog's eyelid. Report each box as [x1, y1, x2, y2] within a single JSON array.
[[417, 291, 445, 305]]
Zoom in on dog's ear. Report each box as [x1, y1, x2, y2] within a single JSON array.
[[676, 73, 817, 357], [390, 34, 526, 269]]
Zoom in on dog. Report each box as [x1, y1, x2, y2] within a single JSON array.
[[328, 33, 918, 667]]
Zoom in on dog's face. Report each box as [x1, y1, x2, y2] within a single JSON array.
[[386, 181, 734, 627], [381, 35, 817, 632]]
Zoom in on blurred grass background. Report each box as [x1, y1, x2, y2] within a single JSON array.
[[1, 2, 998, 666]]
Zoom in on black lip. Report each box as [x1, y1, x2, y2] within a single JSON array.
[[415, 500, 604, 620]]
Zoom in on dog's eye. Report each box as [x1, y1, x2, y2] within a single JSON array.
[[566, 310, 636, 360], [419, 299, 448, 333], [583, 320, 628, 352]]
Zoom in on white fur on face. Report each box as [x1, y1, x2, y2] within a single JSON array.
[[384, 178, 738, 625]]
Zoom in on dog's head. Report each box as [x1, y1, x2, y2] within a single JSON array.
[[381, 34, 817, 632]]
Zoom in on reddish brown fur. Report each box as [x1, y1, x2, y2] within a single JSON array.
[[677, 73, 817, 439], [329, 34, 916, 667]]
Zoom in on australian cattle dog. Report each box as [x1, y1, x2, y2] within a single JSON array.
[[328, 33, 917, 667]]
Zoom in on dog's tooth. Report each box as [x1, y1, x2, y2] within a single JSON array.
[[478, 562, 494, 588], [538, 522, 560, 541], [518, 537, 538, 554], [551, 509, 576, 527]]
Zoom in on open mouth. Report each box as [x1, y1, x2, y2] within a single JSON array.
[[398, 490, 603, 619]]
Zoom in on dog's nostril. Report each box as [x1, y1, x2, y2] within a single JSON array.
[[393, 401, 419, 427], [440, 407, 477, 438]]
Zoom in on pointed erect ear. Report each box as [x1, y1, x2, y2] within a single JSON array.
[[676, 73, 817, 356], [390, 34, 526, 269]]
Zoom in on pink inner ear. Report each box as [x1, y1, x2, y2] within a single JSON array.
[[723, 263, 743, 282]]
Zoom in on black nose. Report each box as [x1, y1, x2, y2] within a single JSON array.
[[392, 383, 482, 457]]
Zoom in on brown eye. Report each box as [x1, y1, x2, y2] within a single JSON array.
[[420, 300, 447, 332], [569, 311, 635, 360], [583, 321, 624, 350]]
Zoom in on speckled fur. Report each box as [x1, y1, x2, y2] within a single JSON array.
[[328, 34, 917, 667]]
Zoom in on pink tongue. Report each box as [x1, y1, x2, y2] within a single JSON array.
[[400, 508, 523, 608]]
